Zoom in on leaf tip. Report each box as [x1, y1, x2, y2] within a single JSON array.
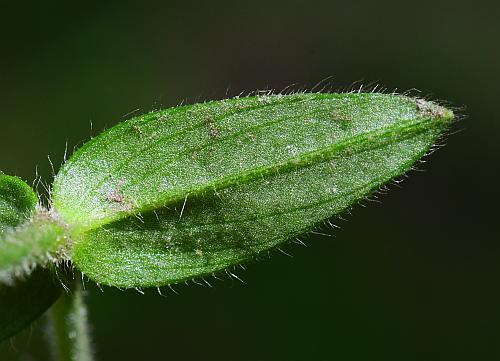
[[415, 98, 455, 124]]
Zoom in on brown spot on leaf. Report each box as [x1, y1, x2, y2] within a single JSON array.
[[131, 125, 143, 137], [106, 180, 126, 203], [416, 98, 446, 118], [204, 116, 220, 138], [331, 110, 353, 122]]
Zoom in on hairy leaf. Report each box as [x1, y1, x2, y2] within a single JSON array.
[[0, 174, 62, 341], [52, 93, 453, 288], [0, 173, 38, 234]]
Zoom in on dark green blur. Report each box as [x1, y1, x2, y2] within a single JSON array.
[[1, 0, 498, 360]]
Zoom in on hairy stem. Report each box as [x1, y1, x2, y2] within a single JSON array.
[[46, 279, 94, 361]]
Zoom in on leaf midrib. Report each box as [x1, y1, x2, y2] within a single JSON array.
[[71, 114, 445, 234]]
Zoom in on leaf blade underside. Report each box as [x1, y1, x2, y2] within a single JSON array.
[[0, 267, 62, 342], [52, 93, 453, 288]]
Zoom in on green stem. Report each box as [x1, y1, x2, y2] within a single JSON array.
[[46, 279, 94, 361]]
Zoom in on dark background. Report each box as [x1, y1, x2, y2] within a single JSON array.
[[1, 0, 499, 360]]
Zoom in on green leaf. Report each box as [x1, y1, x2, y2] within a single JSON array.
[[0, 267, 62, 342], [0, 174, 62, 342], [0, 173, 38, 234], [52, 93, 453, 288]]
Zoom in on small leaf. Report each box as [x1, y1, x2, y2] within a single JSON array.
[[53, 93, 453, 288], [0, 173, 38, 234], [0, 174, 62, 341]]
